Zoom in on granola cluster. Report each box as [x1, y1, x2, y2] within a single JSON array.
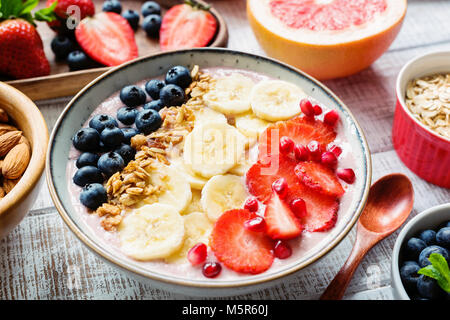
[[93, 66, 214, 231]]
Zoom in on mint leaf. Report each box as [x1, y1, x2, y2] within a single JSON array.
[[418, 253, 450, 293], [34, 1, 57, 22]]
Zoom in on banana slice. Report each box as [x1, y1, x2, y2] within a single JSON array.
[[251, 80, 306, 121], [140, 163, 192, 212], [183, 122, 246, 178], [165, 211, 212, 263], [229, 154, 257, 176], [193, 107, 227, 126], [118, 204, 185, 261], [201, 174, 248, 222], [203, 73, 255, 115], [235, 113, 270, 148], [170, 156, 208, 190], [182, 189, 203, 215]]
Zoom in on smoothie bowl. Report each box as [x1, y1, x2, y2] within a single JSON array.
[[47, 48, 371, 296]]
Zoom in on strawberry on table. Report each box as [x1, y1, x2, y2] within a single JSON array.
[[0, 0, 57, 79], [159, 0, 217, 51], [258, 116, 337, 160], [46, 0, 95, 34], [294, 161, 345, 197], [210, 209, 274, 274], [75, 12, 138, 66]]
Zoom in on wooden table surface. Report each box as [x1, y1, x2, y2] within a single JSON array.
[[1, 0, 449, 300]]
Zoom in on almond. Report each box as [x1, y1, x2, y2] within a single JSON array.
[[0, 186, 5, 198], [0, 131, 22, 156], [3, 143, 30, 179], [3, 178, 19, 194], [19, 135, 31, 150], [0, 108, 9, 123], [0, 123, 17, 135]]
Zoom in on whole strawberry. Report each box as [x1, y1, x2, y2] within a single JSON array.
[[0, 0, 57, 79], [46, 0, 96, 35]]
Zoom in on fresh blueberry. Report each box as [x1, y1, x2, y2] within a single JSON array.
[[89, 114, 118, 133], [117, 106, 138, 125], [400, 261, 420, 291], [51, 35, 75, 60], [417, 275, 446, 300], [120, 85, 147, 107], [67, 50, 97, 71], [404, 237, 427, 260], [142, 14, 161, 38], [98, 152, 125, 176], [436, 227, 450, 249], [122, 9, 140, 30], [141, 1, 161, 17], [145, 79, 165, 100], [76, 152, 100, 168], [122, 127, 139, 144], [100, 123, 125, 148], [102, 0, 122, 14], [135, 109, 162, 135], [165, 66, 192, 89], [80, 183, 107, 210], [418, 245, 449, 267], [143, 99, 164, 112], [419, 229, 437, 246], [159, 84, 185, 107], [114, 144, 136, 164], [73, 166, 104, 187], [73, 128, 100, 152]]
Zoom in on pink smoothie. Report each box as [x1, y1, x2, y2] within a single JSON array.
[[66, 67, 359, 281]]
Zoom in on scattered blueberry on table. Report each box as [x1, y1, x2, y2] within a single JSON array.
[[122, 9, 140, 31], [400, 221, 450, 300], [51, 35, 76, 60], [142, 14, 162, 38], [141, 1, 161, 17], [102, 0, 122, 14]]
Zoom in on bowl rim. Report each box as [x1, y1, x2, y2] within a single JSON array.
[[46, 47, 372, 289], [395, 50, 450, 144], [0, 82, 48, 216], [391, 202, 450, 300]]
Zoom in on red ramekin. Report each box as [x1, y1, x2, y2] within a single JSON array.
[[392, 51, 450, 189]]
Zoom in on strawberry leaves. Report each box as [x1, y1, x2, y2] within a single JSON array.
[[0, 0, 57, 24], [418, 253, 450, 293]]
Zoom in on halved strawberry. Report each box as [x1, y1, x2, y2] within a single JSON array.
[[210, 209, 274, 274], [75, 12, 138, 66], [159, 3, 217, 51], [258, 116, 336, 159], [294, 161, 345, 197], [264, 191, 303, 240]]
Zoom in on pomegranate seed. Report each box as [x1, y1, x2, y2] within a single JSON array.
[[313, 105, 322, 115], [202, 262, 222, 278], [272, 178, 288, 198], [300, 99, 315, 117], [324, 110, 340, 127], [279, 136, 294, 154], [336, 168, 355, 184], [294, 144, 309, 161], [290, 198, 307, 218], [307, 140, 322, 161], [328, 144, 342, 157], [244, 196, 259, 212], [321, 151, 337, 167], [244, 216, 266, 232], [187, 243, 207, 265], [274, 240, 292, 259]]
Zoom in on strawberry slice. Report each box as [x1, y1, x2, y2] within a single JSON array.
[[258, 116, 336, 159], [159, 3, 217, 51], [210, 209, 274, 274], [246, 155, 339, 232], [75, 12, 138, 66], [294, 161, 345, 197], [264, 192, 303, 240]]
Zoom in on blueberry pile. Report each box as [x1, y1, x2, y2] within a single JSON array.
[[400, 221, 450, 300], [102, 0, 163, 38], [72, 65, 191, 210]]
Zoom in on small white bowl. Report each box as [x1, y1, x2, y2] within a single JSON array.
[[391, 203, 450, 300]]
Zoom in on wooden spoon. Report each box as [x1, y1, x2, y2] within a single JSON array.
[[320, 173, 414, 300]]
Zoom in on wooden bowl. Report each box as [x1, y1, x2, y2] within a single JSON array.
[[0, 82, 49, 239]]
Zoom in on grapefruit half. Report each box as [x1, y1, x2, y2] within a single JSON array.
[[247, 0, 407, 80]]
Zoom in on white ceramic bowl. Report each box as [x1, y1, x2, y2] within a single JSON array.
[[391, 203, 450, 300], [47, 48, 372, 296]]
